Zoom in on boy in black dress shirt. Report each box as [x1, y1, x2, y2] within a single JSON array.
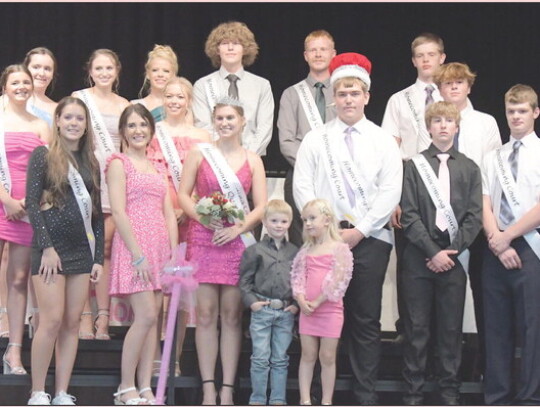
[[239, 199, 299, 405], [400, 101, 482, 405]]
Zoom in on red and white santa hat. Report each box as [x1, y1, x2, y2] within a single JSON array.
[[329, 52, 372, 90]]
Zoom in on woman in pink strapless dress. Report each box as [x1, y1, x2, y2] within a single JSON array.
[[146, 76, 210, 377], [0, 64, 49, 377], [178, 98, 267, 405], [290, 199, 353, 405]]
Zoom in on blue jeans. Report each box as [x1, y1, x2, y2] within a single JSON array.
[[249, 306, 295, 405]]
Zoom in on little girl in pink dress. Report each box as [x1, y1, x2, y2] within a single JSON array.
[[291, 199, 353, 406]]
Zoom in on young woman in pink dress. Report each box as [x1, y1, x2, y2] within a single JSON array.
[[146, 76, 210, 377], [0, 64, 50, 375], [291, 199, 354, 405], [73, 49, 130, 341], [131, 44, 179, 123], [107, 104, 177, 405], [178, 98, 267, 405]]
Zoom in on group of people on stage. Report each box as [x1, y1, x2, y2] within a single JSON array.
[[1, 19, 539, 407]]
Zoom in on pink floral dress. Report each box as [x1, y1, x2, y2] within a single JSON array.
[[107, 153, 171, 295]]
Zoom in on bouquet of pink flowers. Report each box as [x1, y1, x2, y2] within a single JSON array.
[[195, 191, 245, 226]]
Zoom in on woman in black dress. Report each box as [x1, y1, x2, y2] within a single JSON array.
[[25, 96, 104, 405]]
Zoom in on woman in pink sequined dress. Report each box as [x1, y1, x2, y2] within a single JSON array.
[[290, 199, 353, 405], [0, 64, 50, 376], [178, 98, 267, 405], [106, 104, 178, 405], [146, 76, 210, 377]]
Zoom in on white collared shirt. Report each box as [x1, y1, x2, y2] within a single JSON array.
[[458, 99, 502, 168], [293, 116, 403, 238], [382, 78, 443, 160], [192, 66, 275, 156], [482, 132, 540, 230]]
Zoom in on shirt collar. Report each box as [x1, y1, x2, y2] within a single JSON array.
[[415, 78, 438, 92], [306, 74, 331, 88], [460, 98, 474, 116], [336, 116, 367, 134], [219, 66, 245, 79], [427, 142, 458, 159], [510, 131, 538, 148], [262, 234, 287, 249]]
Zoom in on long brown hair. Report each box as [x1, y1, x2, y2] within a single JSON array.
[[45, 97, 100, 213]]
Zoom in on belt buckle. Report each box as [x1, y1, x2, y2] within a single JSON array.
[[269, 299, 283, 309]]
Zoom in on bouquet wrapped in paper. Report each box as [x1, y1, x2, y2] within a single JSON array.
[[195, 191, 245, 226]]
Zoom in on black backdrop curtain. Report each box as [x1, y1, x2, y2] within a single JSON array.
[[1, 2, 539, 172]]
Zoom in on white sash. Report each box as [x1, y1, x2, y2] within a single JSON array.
[[74, 90, 116, 157], [294, 81, 324, 130], [198, 143, 256, 247], [411, 154, 469, 271], [155, 123, 183, 192], [0, 120, 30, 223], [404, 90, 421, 141], [204, 77, 220, 112], [412, 153, 476, 333], [320, 130, 393, 245], [404, 90, 431, 154], [67, 162, 96, 259], [494, 148, 540, 260]]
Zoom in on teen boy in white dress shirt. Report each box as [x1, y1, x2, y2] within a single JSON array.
[[294, 52, 402, 405]]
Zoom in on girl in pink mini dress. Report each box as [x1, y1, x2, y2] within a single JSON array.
[[291, 199, 353, 406], [107, 104, 177, 405], [0, 64, 49, 377], [178, 98, 267, 405]]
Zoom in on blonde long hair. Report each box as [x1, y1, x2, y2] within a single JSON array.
[[46, 97, 100, 213], [301, 199, 342, 249]]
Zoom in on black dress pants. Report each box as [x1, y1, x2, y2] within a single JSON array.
[[483, 237, 540, 405], [344, 236, 392, 403], [401, 243, 466, 400]]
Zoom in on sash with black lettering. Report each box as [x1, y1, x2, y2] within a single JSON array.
[[294, 81, 324, 130], [155, 123, 183, 192], [204, 77, 219, 112], [0, 119, 30, 223], [68, 162, 96, 259], [320, 130, 394, 245], [495, 148, 540, 259], [74, 90, 116, 158], [411, 154, 470, 271], [404, 89, 431, 154], [198, 143, 256, 247]]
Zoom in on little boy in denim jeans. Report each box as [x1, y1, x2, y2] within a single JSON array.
[[239, 199, 299, 405]]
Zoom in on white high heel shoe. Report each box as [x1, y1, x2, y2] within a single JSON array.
[[113, 386, 147, 405], [2, 343, 27, 375]]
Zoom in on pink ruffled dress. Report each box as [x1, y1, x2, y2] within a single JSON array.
[[291, 242, 354, 338], [0, 132, 45, 246], [106, 153, 171, 295], [186, 158, 252, 286]]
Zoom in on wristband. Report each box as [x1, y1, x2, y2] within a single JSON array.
[[131, 256, 145, 267]]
